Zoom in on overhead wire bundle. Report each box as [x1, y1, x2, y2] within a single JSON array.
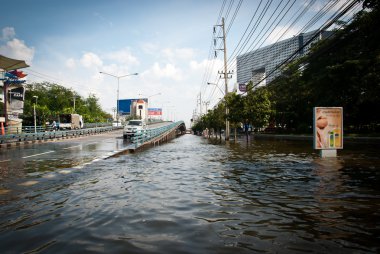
[[197, 0, 362, 114]]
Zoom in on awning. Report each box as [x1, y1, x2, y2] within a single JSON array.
[[0, 55, 29, 71]]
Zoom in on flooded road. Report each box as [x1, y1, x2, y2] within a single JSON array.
[[0, 134, 379, 253]]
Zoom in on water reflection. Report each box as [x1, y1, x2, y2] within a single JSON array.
[[0, 135, 379, 253]]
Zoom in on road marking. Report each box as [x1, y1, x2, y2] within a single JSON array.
[[86, 142, 98, 146], [0, 159, 11, 163], [22, 151, 55, 159], [63, 145, 82, 150]]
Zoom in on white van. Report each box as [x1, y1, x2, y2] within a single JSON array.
[[123, 119, 147, 139]]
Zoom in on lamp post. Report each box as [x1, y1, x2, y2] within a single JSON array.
[[99, 71, 138, 124], [207, 82, 225, 96], [148, 92, 161, 108], [33, 95, 38, 133], [161, 101, 171, 121]]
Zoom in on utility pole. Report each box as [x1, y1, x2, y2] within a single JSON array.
[[73, 95, 79, 113], [214, 17, 233, 141], [203, 101, 210, 114], [199, 92, 202, 116]]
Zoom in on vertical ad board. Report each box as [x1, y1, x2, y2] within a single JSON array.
[[314, 107, 343, 150], [7, 85, 25, 125]]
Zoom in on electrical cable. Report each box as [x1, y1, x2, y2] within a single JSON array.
[[241, 0, 360, 95]]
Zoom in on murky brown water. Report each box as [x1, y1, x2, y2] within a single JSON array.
[[0, 135, 379, 253]]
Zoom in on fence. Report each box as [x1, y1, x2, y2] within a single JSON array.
[[0, 126, 117, 145], [130, 121, 184, 149]]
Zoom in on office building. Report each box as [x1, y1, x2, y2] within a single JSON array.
[[236, 30, 333, 87]]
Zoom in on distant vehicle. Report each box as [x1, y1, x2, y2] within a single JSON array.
[[123, 119, 147, 139], [112, 121, 122, 127], [58, 114, 84, 130]]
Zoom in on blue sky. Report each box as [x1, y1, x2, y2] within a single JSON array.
[[0, 0, 361, 127]]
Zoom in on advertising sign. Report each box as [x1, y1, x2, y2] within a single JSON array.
[[148, 108, 162, 116], [118, 98, 148, 115], [8, 86, 25, 101], [314, 107, 343, 149], [239, 83, 246, 92], [7, 86, 25, 125]]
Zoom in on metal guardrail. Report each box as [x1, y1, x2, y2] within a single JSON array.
[[0, 126, 118, 144], [2, 123, 114, 135], [130, 121, 184, 149], [84, 122, 112, 128], [3, 125, 46, 134]]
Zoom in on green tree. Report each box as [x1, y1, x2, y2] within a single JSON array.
[[226, 92, 245, 140], [244, 84, 272, 130], [21, 82, 112, 125]]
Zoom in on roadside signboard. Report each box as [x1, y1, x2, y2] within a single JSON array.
[[313, 107, 343, 150], [239, 83, 246, 92], [148, 108, 162, 116]]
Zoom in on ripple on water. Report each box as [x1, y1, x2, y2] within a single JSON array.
[[0, 135, 379, 253]]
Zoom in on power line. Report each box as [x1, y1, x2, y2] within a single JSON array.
[[241, 0, 361, 94], [200, 0, 242, 109]]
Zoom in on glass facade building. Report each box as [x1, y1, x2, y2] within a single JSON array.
[[236, 30, 333, 87]]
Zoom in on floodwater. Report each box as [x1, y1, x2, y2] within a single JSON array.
[[0, 135, 379, 253]]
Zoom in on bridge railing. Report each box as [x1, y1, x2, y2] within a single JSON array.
[[130, 121, 184, 148], [0, 126, 117, 144]]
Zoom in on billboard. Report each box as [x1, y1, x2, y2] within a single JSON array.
[[313, 107, 343, 149], [7, 86, 25, 124], [148, 108, 162, 116], [118, 98, 148, 115]]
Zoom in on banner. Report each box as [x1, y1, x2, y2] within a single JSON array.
[[314, 107, 343, 149], [148, 108, 162, 116]]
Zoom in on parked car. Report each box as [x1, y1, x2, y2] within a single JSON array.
[[123, 119, 147, 139]]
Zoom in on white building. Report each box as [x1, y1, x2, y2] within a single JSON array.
[[237, 30, 333, 87]]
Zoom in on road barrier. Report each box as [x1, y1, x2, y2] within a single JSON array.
[[0, 126, 119, 146], [130, 121, 184, 149]]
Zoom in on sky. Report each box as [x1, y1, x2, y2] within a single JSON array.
[[0, 0, 361, 127]]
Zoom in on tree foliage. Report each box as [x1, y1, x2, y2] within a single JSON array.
[[21, 82, 112, 126], [269, 1, 380, 133], [194, 1, 380, 135]]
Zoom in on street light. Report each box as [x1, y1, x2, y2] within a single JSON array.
[[33, 95, 38, 133], [207, 82, 225, 95], [161, 101, 171, 121], [148, 92, 161, 107], [99, 71, 138, 123]]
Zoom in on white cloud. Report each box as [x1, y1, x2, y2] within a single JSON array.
[[141, 42, 158, 54], [0, 38, 35, 64], [80, 52, 103, 68], [1, 27, 15, 41], [149, 62, 183, 81], [162, 47, 196, 61], [105, 47, 139, 65]]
